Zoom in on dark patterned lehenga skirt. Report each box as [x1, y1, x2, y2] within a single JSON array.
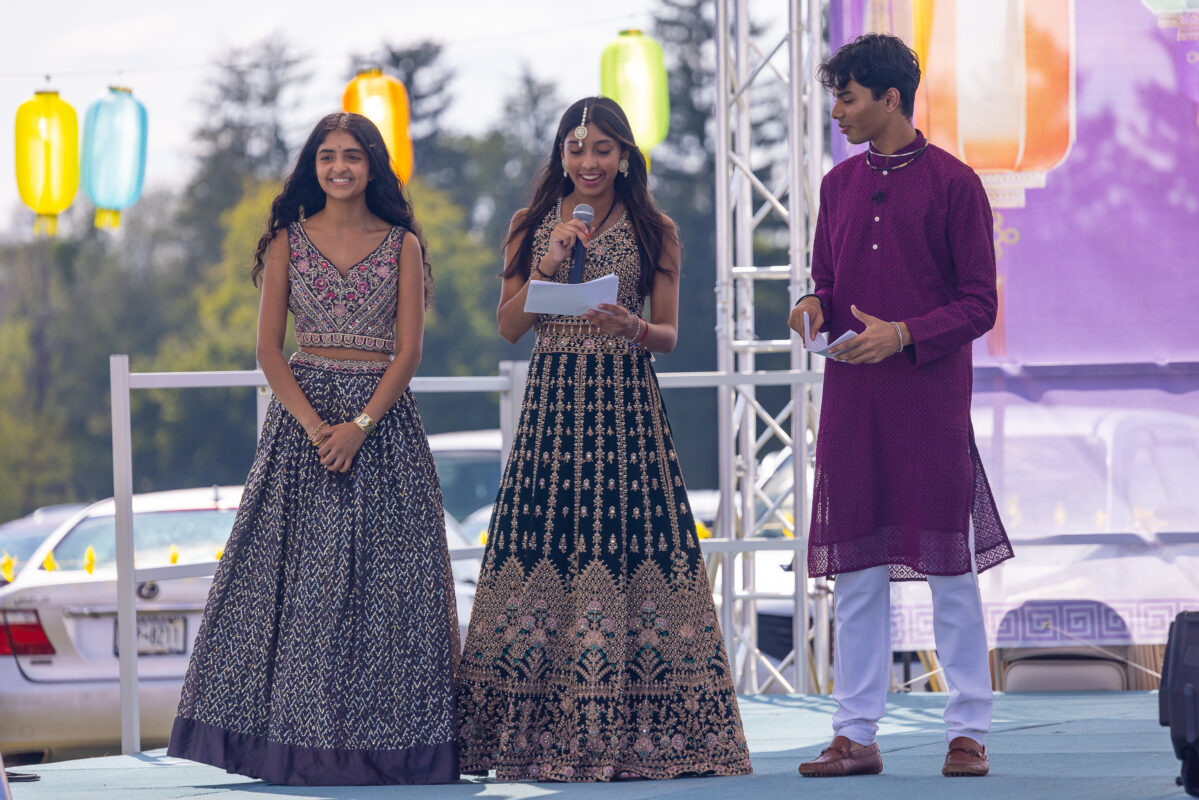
[[457, 334, 752, 781], [168, 352, 460, 786]]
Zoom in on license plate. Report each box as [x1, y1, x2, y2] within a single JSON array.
[[113, 614, 187, 656]]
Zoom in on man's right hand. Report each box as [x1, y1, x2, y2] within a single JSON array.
[[788, 296, 824, 342]]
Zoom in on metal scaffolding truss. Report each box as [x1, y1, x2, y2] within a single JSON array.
[[712, 0, 831, 694]]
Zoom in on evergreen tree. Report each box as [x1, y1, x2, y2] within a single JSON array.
[[180, 39, 306, 271], [355, 40, 460, 190]]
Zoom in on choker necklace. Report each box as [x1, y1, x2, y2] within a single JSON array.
[[865, 140, 930, 174]]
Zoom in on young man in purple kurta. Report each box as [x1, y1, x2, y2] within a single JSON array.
[[788, 34, 1013, 779]]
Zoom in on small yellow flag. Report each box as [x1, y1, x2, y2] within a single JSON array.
[[169, 544, 179, 565], [214, 547, 224, 561], [43, 550, 58, 573], [695, 520, 713, 540], [84, 546, 96, 575], [1, 552, 14, 583]]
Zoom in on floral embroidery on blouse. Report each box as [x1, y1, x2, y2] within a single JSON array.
[[287, 222, 402, 354]]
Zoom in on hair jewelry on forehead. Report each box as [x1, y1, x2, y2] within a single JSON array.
[[573, 105, 589, 142]]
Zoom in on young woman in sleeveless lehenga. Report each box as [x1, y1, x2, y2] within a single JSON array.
[[456, 97, 752, 782], [168, 113, 460, 786]]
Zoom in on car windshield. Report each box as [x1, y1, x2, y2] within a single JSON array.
[[47, 509, 238, 573], [432, 452, 502, 520], [1, 516, 72, 583]]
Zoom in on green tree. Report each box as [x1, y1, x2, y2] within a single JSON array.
[[180, 39, 306, 271], [0, 191, 199, 518], [408, 177, 508, 433], [139, 181, 280, 491], [649, 0, 723, 487]]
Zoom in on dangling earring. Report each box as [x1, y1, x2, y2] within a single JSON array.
[[618, 158, 629, 178], [562, 158, 569, 178]]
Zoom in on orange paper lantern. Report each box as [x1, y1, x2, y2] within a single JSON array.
[[342, 69, 414, 184], [856, 0, 1075, 208]]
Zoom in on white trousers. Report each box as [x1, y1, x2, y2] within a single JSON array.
[[831, 558, 992, 746]]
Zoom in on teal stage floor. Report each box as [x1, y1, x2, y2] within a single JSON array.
[[8, 692, 1185, 800]]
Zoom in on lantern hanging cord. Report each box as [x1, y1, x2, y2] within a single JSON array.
[[0, 13, 645, 82]]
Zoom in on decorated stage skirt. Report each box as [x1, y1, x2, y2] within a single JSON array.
[[168, 352, 460, 786], [457, 331, 752, 781]]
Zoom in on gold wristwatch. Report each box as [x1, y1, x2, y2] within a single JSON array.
[[353, 412, 377, 436]]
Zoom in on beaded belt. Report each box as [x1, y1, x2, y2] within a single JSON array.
[[296, 331, 393, 353], [533, 320, 647, 355], [290, 351, 390, 374]]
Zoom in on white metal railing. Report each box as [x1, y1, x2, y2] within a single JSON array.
[[109, 355, 824, 754]]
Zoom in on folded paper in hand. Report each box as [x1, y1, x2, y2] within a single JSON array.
[[524, 273, 619, 316], [803, 311, 857, 360]]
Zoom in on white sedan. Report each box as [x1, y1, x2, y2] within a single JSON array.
[[0, 486, 478, 765]]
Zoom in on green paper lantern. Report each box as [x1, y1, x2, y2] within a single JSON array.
[[601, 30, 670, 157]]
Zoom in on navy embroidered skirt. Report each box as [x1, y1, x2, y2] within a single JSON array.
[[456, 334, 752, 781], [169, 352, 460, 785]]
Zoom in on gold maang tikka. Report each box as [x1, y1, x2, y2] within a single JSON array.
[[573, 105, 589, 142]]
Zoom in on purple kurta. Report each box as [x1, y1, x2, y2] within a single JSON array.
[[808, 133, 1013, 581]]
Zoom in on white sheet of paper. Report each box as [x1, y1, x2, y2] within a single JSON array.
[[803, 311, 857, 360], [523, 273, 619, 316]]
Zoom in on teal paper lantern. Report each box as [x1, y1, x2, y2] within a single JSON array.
[[81, 87, 147, 229]]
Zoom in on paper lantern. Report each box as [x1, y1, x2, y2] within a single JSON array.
[[833, 0, 1076, 208], [81, 87, 148, 230], [342, 69, 413, 184], [14, 90, 79, 236], [919, 0, 1075, 208], [601, 29, 671, 157]]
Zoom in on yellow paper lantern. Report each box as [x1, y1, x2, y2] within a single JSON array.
[[342, 69, 414, 184], [601, 30, 671, 157], [14, 90, 79, 235]]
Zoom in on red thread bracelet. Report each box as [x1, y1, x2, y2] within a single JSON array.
[[636, 318, 650, 345]]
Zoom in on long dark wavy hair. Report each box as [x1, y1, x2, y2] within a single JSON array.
[[503, 97, 675, 297], [251, 112, 432, 306]]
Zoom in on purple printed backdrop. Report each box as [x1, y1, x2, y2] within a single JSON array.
[[827, 3, 1199, 647], [830, 1, 1199, 367]]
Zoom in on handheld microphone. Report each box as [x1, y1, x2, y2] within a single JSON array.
[[568, 204, 594, 284]]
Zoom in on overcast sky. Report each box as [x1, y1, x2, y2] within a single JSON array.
[[0, 0, 665, 233]]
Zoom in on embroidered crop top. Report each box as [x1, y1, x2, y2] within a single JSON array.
[[287, 221, 402, 354]]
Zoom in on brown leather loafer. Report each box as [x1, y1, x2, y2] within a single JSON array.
[[942, 736, 989, 776], [798, 735, 883, 777]]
